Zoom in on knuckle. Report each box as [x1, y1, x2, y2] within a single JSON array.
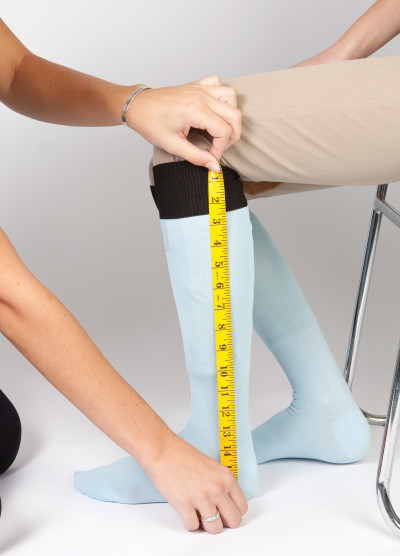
[[225, 474, 238, 491], [221, 126, 231, 141], [185, 100, 200, 115], [223, 466, 236, 482], [174, 494, 188, 508], [225, 85, 236, 98], [196, 493, 209, 507], [211, 482, 226, 498]]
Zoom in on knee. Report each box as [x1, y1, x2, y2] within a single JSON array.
[[0, 391, 22, 474]]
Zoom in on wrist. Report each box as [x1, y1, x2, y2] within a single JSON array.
[[125, 407, 178, 471], [142, 429, 201, 485], [121, 85, 150, 127], [109, 83, 146, 127]]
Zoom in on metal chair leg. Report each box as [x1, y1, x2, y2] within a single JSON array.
[[343, 182, 400, 535], [377, 342, 400, 534], [344, 184, 388, 425]]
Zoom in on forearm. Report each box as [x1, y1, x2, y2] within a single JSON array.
[[1, 19, 241, 169], [0, 18, 139, 127], [5, 52, 140, 127], [0, 232, 173, 469], [331, 0, 400, 60]]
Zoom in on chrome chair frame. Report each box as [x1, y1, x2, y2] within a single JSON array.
[[344, 183, 400, 536]]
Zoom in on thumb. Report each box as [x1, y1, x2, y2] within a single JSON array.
[[172, 137, 221, 172]]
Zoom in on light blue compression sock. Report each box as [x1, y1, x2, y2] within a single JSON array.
[[74, 163, 258, 503], [249, 211, 371, 464]]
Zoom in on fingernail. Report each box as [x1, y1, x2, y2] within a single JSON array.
[[206, 162, 221, 173]]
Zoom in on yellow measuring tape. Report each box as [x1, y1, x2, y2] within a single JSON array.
[[208, 168, 238, 480]]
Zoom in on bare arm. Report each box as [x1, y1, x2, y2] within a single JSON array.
[[0, 13, 245, 535], [0, 19, 137, 126], [0, 18, 241, 169], [0, 228, 247, 533], [292, 0, 400, 67], [332, 0, 400, 60]]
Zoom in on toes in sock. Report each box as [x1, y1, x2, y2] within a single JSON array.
[[74, 456, 166, 504]]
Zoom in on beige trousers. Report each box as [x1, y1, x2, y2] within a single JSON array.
[[149, 55, 400, 200]]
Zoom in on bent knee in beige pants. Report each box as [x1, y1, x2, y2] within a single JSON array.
[[150, 55, 400, 201]]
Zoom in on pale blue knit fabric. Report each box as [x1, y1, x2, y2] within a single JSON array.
[[250, 211, 371, 463], [74, 207, 258, 503], [74, 204, 371, 506]]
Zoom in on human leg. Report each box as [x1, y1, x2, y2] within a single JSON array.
[[74, 161, 258, 503], [76, 56, 400, 498], [152, 56, 400, 197], [249, 211, 370, 463], [152, 57, 396, 466], [223, 55, 400, 199], [150, 57, 400, 199]]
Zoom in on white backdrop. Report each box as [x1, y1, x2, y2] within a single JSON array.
[[1, 1, 400, 554]]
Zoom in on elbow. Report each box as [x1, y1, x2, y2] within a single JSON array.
[[0, 49, 30, 104], [0, 18, 30, 102]]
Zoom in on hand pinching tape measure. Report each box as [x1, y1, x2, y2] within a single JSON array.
[[208, 167, 238, 480]]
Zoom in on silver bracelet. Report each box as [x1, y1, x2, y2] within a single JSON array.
[[122, 86, 150, 126]]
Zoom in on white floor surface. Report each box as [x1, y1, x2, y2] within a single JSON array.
[[2, 332, 400, 556]]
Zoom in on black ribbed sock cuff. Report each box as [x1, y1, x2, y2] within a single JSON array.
[[150, 161, 247, 219]]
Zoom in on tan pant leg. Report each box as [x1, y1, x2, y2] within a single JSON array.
[[150, 55, 400, 200]]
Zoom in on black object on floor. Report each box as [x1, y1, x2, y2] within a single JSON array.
[[0, 390, 22, 475]]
